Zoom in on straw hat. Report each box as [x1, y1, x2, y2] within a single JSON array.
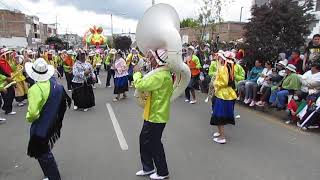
[[286, 64, 297, 73], [25, 58, 55, 82]]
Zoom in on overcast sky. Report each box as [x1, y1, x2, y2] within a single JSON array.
[[1, 0, 252, 35]]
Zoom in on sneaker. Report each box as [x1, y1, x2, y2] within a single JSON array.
[[113, 98, 119, 102], [92, 86, 96, 89], [205, 97, 209, 103], [235, 115, 241, 119], [185, 99, 190, 102], [108, 85, 112, 88], [17, 102, 24, 107], [308, 125, 319, 129], [213, 137, 226, 144], [245, 99, 252, 104], [68, 89, 72, 92], [212, 132, 220, 138], [73, 106, 78, 110], [150, 172, 169, 179], [243, 99, 249, 104], [285, 120, 291, 124], [7, 112, 16, 115], [83, 109, 88, 112], [249, 101, 256, 107], [136, 169, 156, 176], [236, 96, 240, 101], [43, 178, 49, 180], [189, 100, 197, 104], [0, 117, 6, 124]]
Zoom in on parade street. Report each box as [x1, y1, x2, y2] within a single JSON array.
[[0, 73, 319, 180]]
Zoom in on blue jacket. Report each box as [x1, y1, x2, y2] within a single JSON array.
[[247, 67, 263, 82]]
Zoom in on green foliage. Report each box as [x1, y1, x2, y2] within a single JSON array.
[[180, 18, 200, 28], [244, 0, 315, 63], [45, 36, 65, 50], [113, 36, 132, 51]]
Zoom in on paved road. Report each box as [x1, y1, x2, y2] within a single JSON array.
[[1, 72, 320, 180]]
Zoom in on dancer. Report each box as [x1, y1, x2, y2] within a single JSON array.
[[105, 49, 116, 87], [25, 58, 71, 180], [113, 50, 129, 102], [63, 50, 74, 91], [210, 52, 237, 144], [72, 51, 96, 111]]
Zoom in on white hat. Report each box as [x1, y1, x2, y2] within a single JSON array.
[[286, 64, 297, 73], [0, 48, 12, 57], [109, 49, 117, 54], [67, 50, 73, 55], [149, 49, 168, 66], [277, 59, 288, 67], [88, 51, 95, 56], [25, 58, 55, 82], [187, 46, 195, 51]]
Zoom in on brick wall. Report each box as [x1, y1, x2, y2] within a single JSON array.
[[0, 10, 26, 38], [180, 22, 246, 43]]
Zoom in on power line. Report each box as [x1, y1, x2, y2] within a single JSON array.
[[13, 0, 32, 14], [0, 0, 12, 10]]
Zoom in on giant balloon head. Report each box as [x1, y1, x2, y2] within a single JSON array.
[[83, 25, 107, 47]]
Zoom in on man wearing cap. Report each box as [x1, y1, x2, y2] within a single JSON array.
[[105, 49, 116, 87], [134, 49, 172, 179], [185, 46, 202, 104], [269, 64, 301, 110], [63, 50, 75, 91], [25, 58, 71, 180]]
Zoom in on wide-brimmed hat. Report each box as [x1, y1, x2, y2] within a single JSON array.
[[25, 58, 55, 82], [286, 64, 297, 73], [277, 59, 288, 67], [0, 48, 13, 57], [187, 46, 195, 51], [88, 51, 95, 56], [109, 49, 117, 54], [67, 50, 74, 55]]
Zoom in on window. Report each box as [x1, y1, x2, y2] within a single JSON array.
[[316, 0, 320, 11], [35, 33, 39, 38]]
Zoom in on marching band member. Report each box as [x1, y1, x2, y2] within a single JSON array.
[[11, 55, 28, 107], [0, 48, 16, 115], [105, 49, 116, 88], [126, 48, 143, 87], [63, 50, 75, 91], [134, 49, 172, 179]]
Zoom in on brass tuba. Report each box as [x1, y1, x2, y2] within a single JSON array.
[[134, 3, 191, 107]]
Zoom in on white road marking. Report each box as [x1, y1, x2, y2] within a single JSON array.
[[106, 103, 129, 151]]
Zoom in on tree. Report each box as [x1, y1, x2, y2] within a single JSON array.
[[180, 18, 200, 28], [113, 36, 132, 51], [45, 36, 65, 50], [244, 0, 315, 63], [197, 0, 232, 41]]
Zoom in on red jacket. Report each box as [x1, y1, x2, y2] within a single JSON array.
[[0, 58, 12, 77]]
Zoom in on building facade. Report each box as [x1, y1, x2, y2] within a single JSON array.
[[0, 9, 27, 48], [180, 22, 246, 43], [58, 34, 82, 48]]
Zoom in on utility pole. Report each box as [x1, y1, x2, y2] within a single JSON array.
[[110, 14, 113, 37], [240, 7, 244, 22]]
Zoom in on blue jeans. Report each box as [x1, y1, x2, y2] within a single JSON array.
[[269, 90, 289, 108], [37, 152, 61, 180]]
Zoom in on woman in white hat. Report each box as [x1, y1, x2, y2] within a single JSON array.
[[269, 64, 301, 110]]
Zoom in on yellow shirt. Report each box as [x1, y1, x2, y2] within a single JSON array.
[[214, 65, 237, 100]]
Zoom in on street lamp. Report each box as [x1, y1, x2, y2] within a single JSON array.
[[106, 10, 126, 37], [240, 7, 244, 22]]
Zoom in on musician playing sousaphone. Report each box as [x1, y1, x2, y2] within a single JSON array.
[[134, 4, 191, 180]]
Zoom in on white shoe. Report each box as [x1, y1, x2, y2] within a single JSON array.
[[43, 178, 49, 180], [17, 102, 24, 107], [235, 115, 241, 119], [243, 99, 248, 104], [236, 97, 240, 101], [205, 97, 209, 103], [0, 117, 6, 123], [185, 99, 190, 102], [245, 99, 252, 104], [212, 132, 220, 138], [92, 86, 96, 89], [285, 120, 291, 124], [7, 112, 16, 115], [83, 109, 88, 112], [308, 125, 319, 129], [73, 106, 78, 110], [213, 138, 226, 144], [189, 100, 197, 104], [136, 169, 156, 176], [68, 90, 72, 92], [249, 101, 256, 107], [108, 85, 112, 88], [150, 172, 169, 179]]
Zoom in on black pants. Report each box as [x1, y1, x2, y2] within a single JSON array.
[[37, 151, 61, 180], [65, 72, 73, 90], [106, 66, 115, 87], [140, 121, 169, 176], [1, 86, 15, 114]]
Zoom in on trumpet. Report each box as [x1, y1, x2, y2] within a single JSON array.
[[11, 64, 24, 79]]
